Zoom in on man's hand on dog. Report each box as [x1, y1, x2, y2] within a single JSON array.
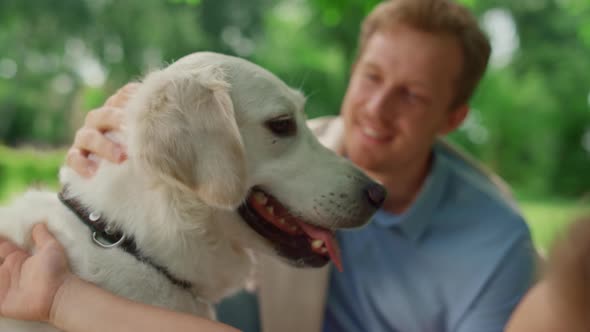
[[0, 223, 72, 323], [67, 83, 139, 177], [0, 84, 136, 325]]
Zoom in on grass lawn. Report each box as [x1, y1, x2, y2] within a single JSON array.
[[519, 199, 590, 254], [0, 145, 63, 203]]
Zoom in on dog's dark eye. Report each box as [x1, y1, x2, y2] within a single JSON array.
[[266, 116, 296, 137]]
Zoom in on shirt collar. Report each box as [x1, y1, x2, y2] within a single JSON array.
[[372, 145, 449, 241]]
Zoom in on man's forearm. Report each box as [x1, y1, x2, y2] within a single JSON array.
[[51, 276, 239, 332]]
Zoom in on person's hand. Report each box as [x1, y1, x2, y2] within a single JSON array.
[[0, 223, 72, 323], [66, 83, 140, 177]]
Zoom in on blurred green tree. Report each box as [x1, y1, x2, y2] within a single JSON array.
[[0, 0, 588, 198]]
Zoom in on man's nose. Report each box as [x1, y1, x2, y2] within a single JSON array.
[[364, 91, 392, 120]]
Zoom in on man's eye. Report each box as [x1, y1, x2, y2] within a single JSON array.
[[266, 116, 296, 137], [364, 72, 380, 82], [401, 88, 423, 104]]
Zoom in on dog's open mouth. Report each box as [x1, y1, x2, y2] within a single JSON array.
[[238, 187, 342, 271]]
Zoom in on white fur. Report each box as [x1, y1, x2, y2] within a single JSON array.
[[0, 52, 378, 331]]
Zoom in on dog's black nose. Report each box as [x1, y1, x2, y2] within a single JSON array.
[[365, 183, 387, 208]]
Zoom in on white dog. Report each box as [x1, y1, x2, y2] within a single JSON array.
[[0, 52, 385, 331]]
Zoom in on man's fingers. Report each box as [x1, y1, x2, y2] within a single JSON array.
[[0, 238, 28, 285], [4, 251, 27, 287], [104, 83, 140, 108], [3, 251, 27, 274], [84, 107, 124, 133], [0, 268, 10, 297], [31, 224, 59, 249], [66, 149, 97, 178], [73, 128, 126, 164], [0, 240, 22, 262], [3, 251, 27, 269]]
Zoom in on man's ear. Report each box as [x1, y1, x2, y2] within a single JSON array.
[[130, 65, 248, 209], [440, 104, 469, 135]]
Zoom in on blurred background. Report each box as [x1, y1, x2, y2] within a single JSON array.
[[0, 0, 589, 252]]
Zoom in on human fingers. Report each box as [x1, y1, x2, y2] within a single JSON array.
[[83, 106, 125, 133], [65, 148, 97, 178], [2, 251, 28, 283], [104, 83, 140, 108], [31, 224, 60, 249], [72, 127, 127, 165], [0, 238, 24, 263]]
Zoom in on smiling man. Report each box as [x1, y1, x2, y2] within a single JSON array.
[[64, 0, 536, 331], [341, 23, 468, 213], [0, 0, 537, 331], [257, 1, 537, 331]]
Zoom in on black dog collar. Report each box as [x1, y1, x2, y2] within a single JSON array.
[[57, 187, 193, 290]]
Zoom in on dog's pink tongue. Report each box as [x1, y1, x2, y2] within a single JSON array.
[[297, 222, 343, 272]]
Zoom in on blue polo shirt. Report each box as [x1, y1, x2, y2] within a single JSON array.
[[323, 142, 536, 332]]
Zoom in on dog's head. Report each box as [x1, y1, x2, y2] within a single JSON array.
[[127, 52, 386, 271]]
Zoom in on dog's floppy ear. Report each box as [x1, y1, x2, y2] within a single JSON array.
[[132, 65, 247, 209]]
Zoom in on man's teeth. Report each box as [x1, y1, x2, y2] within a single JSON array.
[[362, 126, 387, 139]]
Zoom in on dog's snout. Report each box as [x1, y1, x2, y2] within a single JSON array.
[[365, 183, 387, 208]]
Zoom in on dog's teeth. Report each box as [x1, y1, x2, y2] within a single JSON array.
[[266, 206, 274, 215], [289, 225, 298, 232], [278, 218, 286, 224], [254, 192, 268, 205], [311, 240, 324, 249]]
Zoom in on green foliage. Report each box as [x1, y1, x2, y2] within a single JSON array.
[[449, 0, 590, 197], [0, 0, 588, 198], [169, 0, 202, 5], [456, 0, 476, 8], [520, 199, 590, 252], [0, 146, 63, 202]]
